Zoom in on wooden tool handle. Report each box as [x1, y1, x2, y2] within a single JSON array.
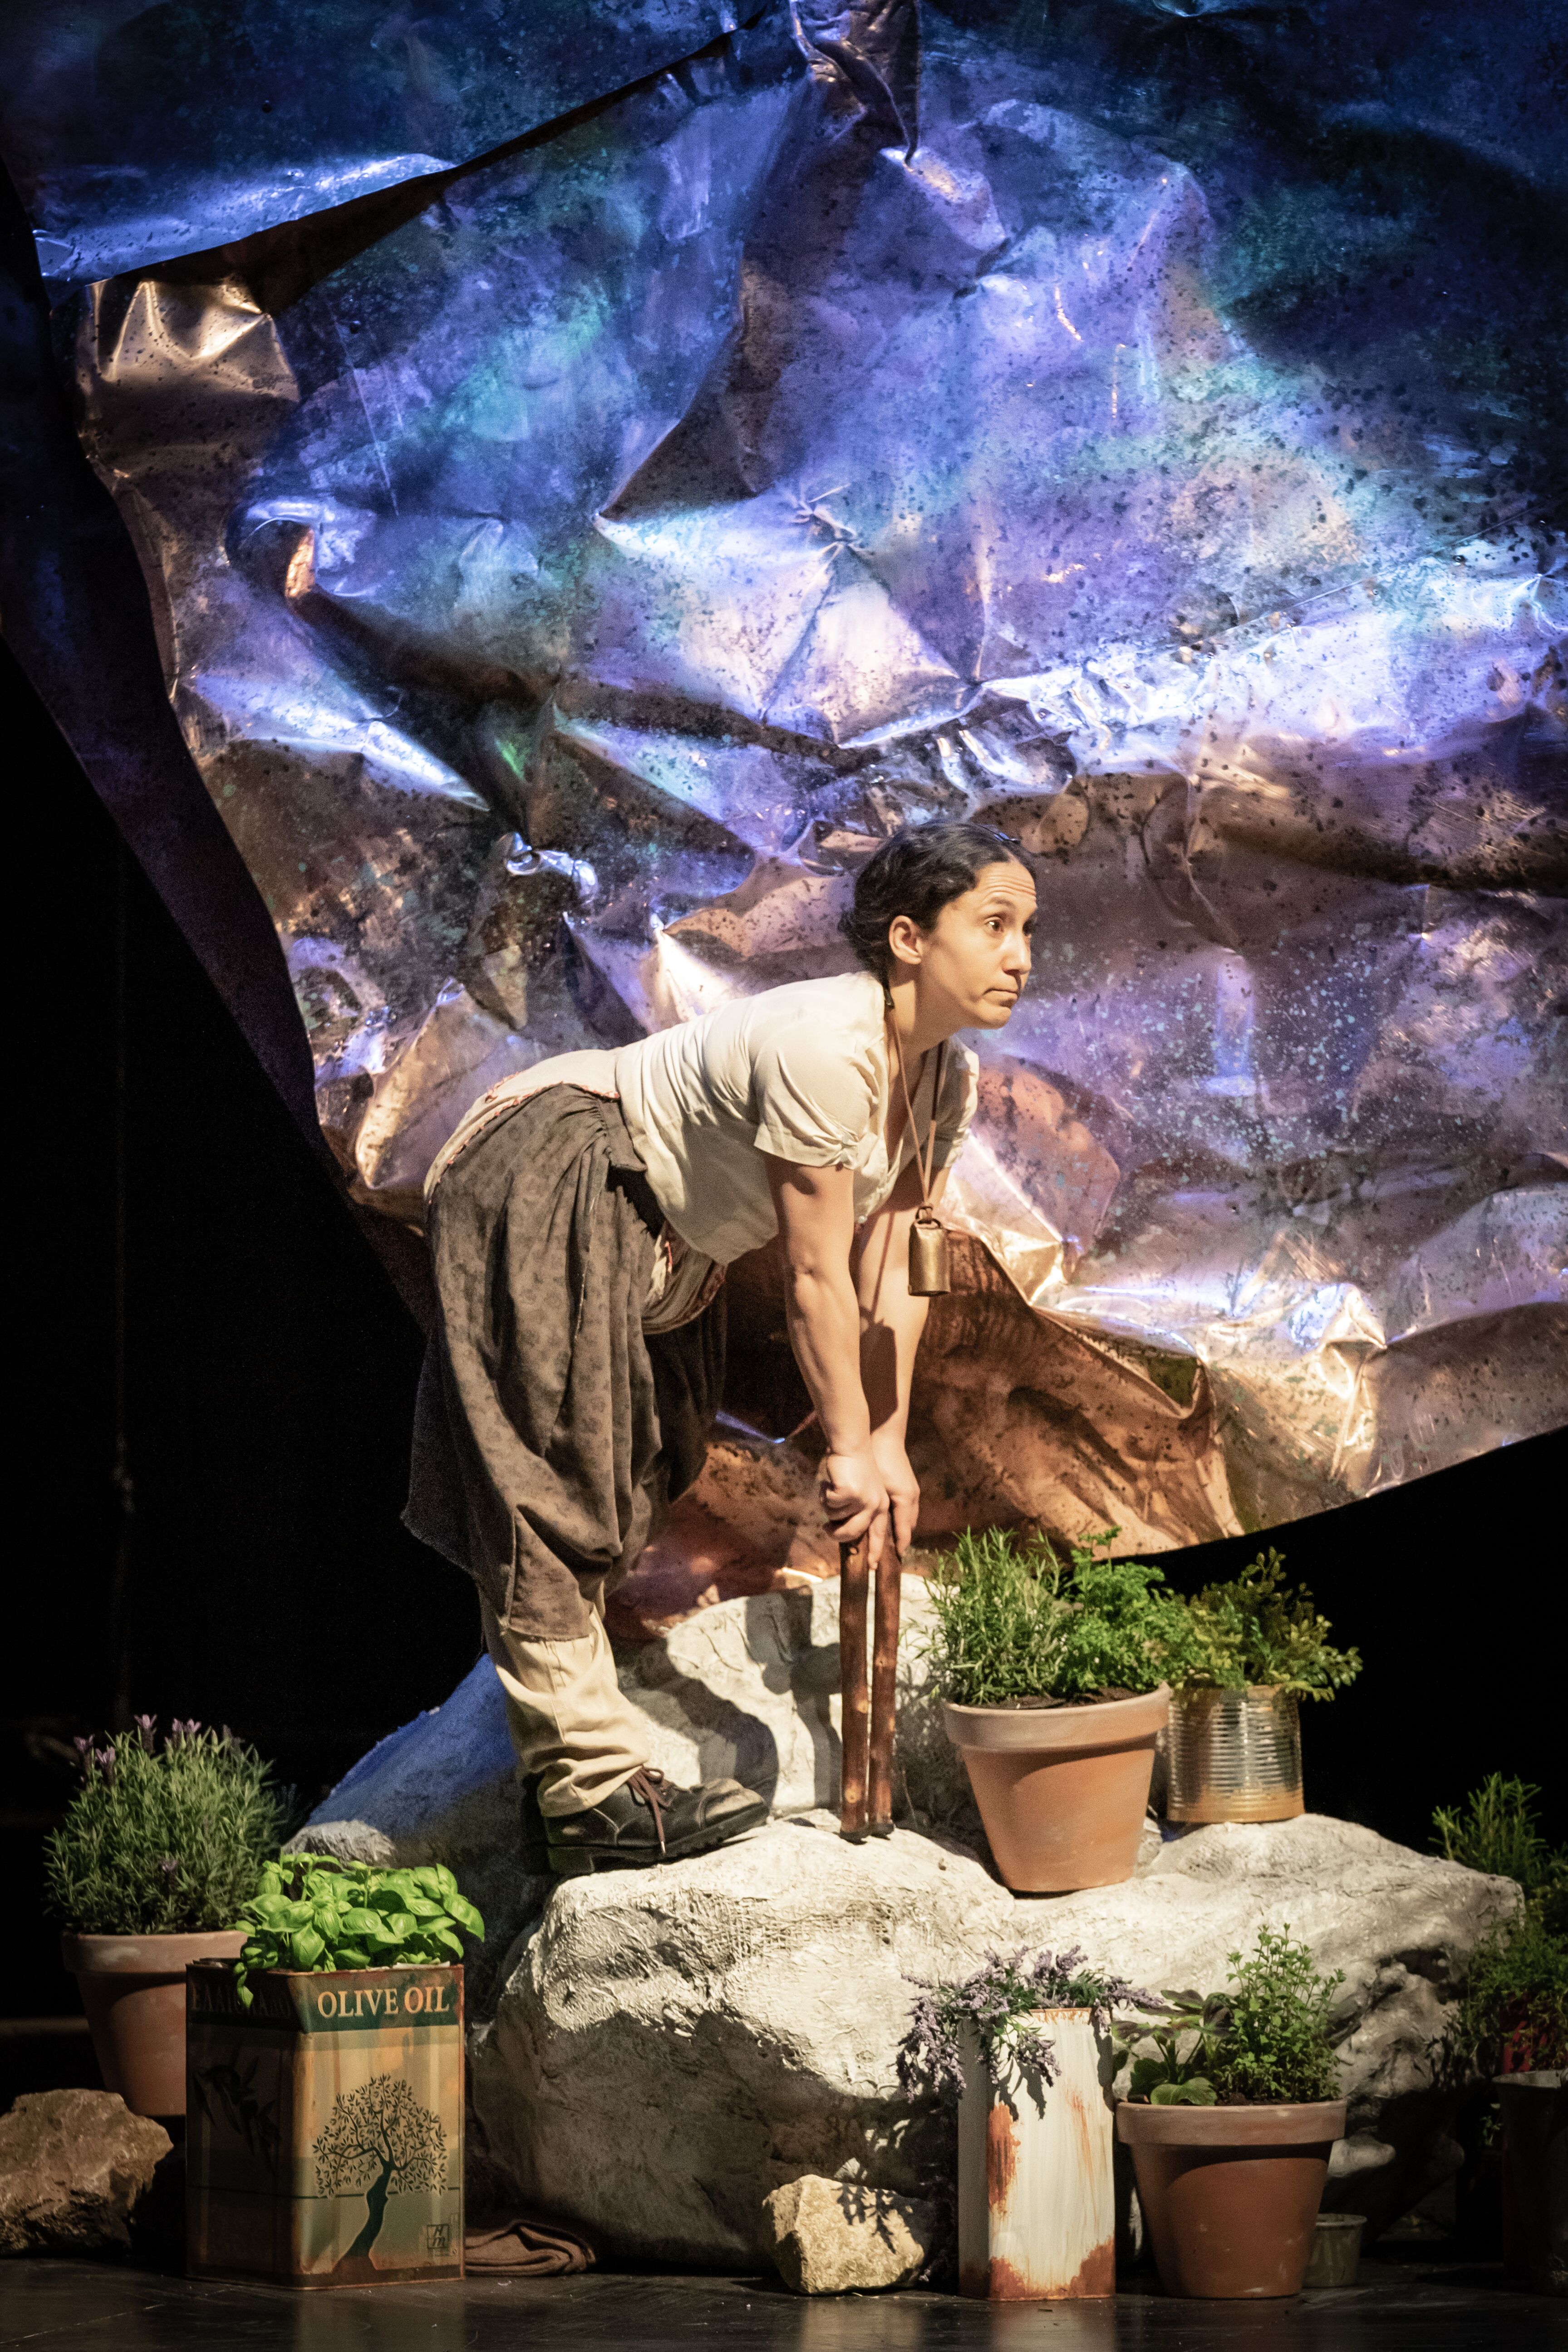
[[868, 1549, 902, 1834], [838, 1534, 870, 1840]]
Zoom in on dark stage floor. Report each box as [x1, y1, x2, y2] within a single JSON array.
[[3, 2250, 1563, 2352]]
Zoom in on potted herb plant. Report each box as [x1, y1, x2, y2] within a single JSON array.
[[45, 1718, 286, 2118], [924, 1529, 1179, 1890], [187, 1853, 486, 2285], [1434, 1776, 1568, 2080], [1163, 1551, 1360, 1823], [1432, 1775, 1568, 2285], [902, 1947, 1158, 2300], [1115, 1925, 1347, 2298]]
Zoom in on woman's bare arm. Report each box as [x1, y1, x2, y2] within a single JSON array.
[[762, 1154, 890, 1562]]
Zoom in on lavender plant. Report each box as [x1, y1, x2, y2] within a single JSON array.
[[44, 1717, 289, 1935], [900, 1948, 1159, 2103]]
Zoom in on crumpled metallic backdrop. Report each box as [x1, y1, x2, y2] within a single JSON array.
[[4, 0, 1564, 1557]]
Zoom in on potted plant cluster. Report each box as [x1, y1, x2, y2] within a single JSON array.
[[1432, 1775, 1568, 2292], [924, 1529, 1182, 1891], [45, 1716, 286, 2118], [186, 1851, 486, 2286], [901, 1946, 1159, 2300], [1163, 1551, 1361, 1824], [1115, 1924, 1348, 2298]]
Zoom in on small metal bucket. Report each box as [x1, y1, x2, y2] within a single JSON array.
[[1166, 1686, 1304, 1823], [1304, 2212, 1365, 2288]]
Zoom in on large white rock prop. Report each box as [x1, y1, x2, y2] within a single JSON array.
[[1032, 1813, 1511, 2235], [299, 1586, 1517, 2259], [472, 1821, 1010, 2265], [467, 1811, 1511, 2260], [293, 1581, 977, 1971], [297, 1581, 969, 1857]]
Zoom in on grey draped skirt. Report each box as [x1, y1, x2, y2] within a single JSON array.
[[404, 1086, 725, 1640]]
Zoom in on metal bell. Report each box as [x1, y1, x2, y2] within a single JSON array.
[[908, 1208, 951, 1296]]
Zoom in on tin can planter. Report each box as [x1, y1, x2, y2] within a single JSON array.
[[186, 1960, 465, 2287], [1117, 2098, 1346, 2298], [1495, 2071, 1567, 2296], [943, 1687, 1168, 1891], [958, 2008, 1116, 2300], [1166, 1686, 1303, 1824], [62, 1930, 248, 2119]]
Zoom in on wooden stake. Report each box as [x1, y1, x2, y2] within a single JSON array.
[[868, 1547, 901, 1835], [838, 1534, 870, 1840]]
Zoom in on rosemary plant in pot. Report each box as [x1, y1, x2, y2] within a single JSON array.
[[924, 1530, 1178, 1890], [45, 1719, 286, 2117], [1165, 1552, 1361, 1824], [1115, 1925, 1348, 2299], [1431, 1775, 1568, 2288], [902, 1948, 1158, 2301]]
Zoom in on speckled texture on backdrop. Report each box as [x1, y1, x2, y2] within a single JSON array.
[[2, 0, 1563, 1552]]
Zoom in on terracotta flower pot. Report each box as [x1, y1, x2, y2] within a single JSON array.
[[942, 1687, 1169, 1892], [1117, 2097, 1347, 2299], [63, 1930, 248, 2119]]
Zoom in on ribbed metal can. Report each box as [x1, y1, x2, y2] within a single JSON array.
[[1166, 1686, 1304, 1823]]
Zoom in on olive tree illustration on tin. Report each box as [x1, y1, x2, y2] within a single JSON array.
[[313, 2073, 447, 2264]]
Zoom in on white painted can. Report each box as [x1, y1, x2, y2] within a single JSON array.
[[956, 2006, 1116, 2300]]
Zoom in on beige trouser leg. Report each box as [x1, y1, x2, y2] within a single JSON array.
[[480, 1594, 649, 1817]]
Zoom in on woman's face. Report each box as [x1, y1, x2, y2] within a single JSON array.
[[890, 859, 1037, 1030]]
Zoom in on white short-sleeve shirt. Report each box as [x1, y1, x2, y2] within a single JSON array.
[[613, 970, 977, 1264]]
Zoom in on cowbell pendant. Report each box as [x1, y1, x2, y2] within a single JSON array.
[[908, 1210, 951, 1296]]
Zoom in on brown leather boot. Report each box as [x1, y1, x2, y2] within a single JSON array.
[[544, 1766, 767, 1876], [518, 1775, 549, 1875]]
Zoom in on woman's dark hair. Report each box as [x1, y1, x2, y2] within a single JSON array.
[[840, 820, 1031, 985]]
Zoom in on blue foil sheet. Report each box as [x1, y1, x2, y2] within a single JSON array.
[[1, 0, 748, 288], [10, 0, 1567, 1547]]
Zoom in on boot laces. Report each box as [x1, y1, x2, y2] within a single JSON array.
[[627, 1767, 670, 1855]]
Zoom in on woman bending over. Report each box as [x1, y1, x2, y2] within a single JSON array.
[[407, 820, 1037, 1876]]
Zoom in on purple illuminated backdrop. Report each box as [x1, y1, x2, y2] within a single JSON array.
[[2, 0, 1563, 1554]]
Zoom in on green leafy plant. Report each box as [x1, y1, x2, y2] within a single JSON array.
[[1170, 1551, 1361, 1699], [1120, 1926, 1345, 2106], [924, 1527, 1195, 1707], [1432, 1777, 1568, 2076], [1217, 1924, 1345, 2103], [233, 1856, 485, 2007], [1449, 1914, 1568, 2077], [900, 1947, 1159, 2103], [1433, 1774, 1564, 1910], [44, 1718, 289, 1935], [1117, 1991, 1232, 2105]]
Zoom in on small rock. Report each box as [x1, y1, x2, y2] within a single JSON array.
[[1331, 2131, 1398, 2181], [764, 2175, 934, 2294], [0, 2090, 172, 2257]]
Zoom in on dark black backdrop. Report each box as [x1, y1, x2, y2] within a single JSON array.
[[4, 638, 1563, 2022]]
